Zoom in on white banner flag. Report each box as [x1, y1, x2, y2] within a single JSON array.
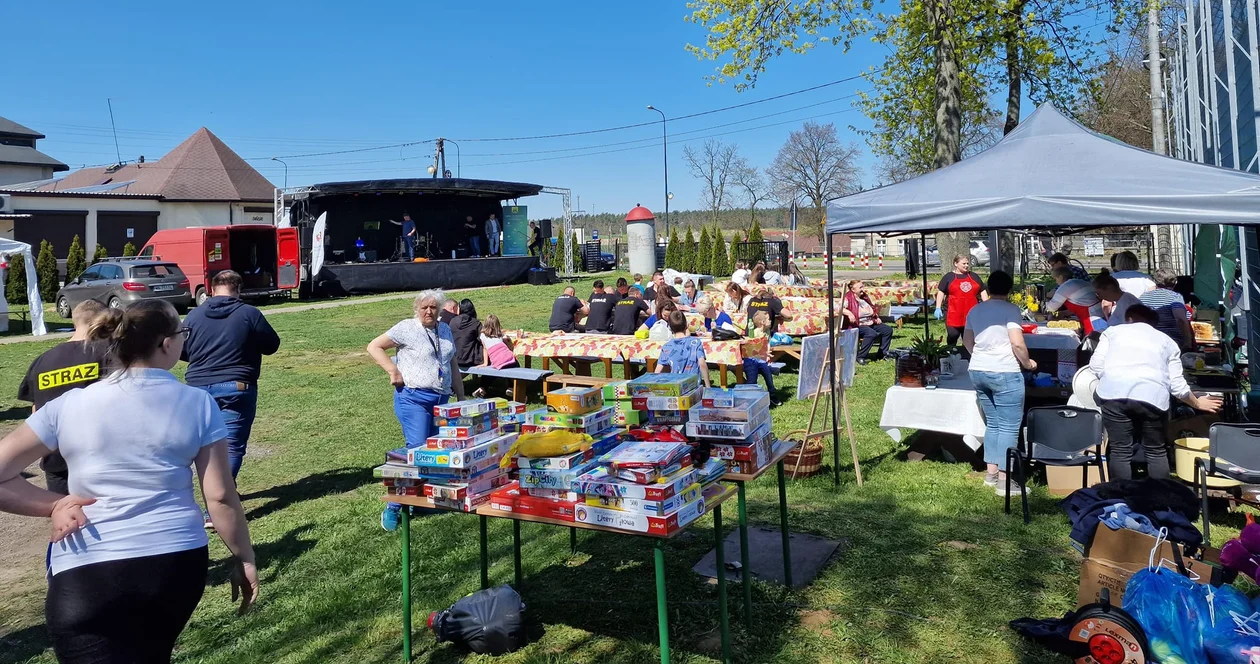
[[310, 212, 327, 279]]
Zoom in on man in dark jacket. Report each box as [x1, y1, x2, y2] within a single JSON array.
[[183, 270, 281, 480]]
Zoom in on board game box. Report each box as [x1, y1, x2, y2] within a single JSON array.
[[614, 408, 644, 426], [434, 399, 497, 419], [382, 477, 423, 487], [612, 461, 684, 485], [602, 381, 632, 400], [693, 458, 728, 485], [434, 411, 499, 430], [518, 460, 601, 490], [489, 482, 580, 522], [572, 465, 698, 501], [531, 406, 615, 431], [701, 385, 768, 408], [544, 386, 604, 415], [687, 392, 770, 422], [425, 427, 506, 450], [517, 448, 595, 470], [583, 482, 702, 516], [415, 456, 503, 481], [525, 487, 579, 501], [409, 433, 515, 468], [707, 422, 775, 460], [646, 410, 688, 426], [423, 471, 511, 501], [630, 387, 702, 412], [627, 373, 700, 398], [385, 485, 423, 496], [574, 493, 706, 535], [685, 407, 771, 438], [431, 492, 493, 512]]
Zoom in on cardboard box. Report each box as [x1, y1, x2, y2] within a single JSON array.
[[532, 406, 615, 431], [425, 427, 506, 450], [573, 465, 698, 500], [423, 471, 510, 501], [434, 399, 497, 419], [584, 482, 702, 516], [382, 477, 423, 487], [646, 410, 688, 426], [685, 408, 771, 438], [630, 387, 702, 412], [545, 387, 605, 414], [415, 457, 503, 481], [574, 492, 706, 534], [688, 392, 770, 422], [489, 482, 579, 522], [431, 492, 493, 512], [518, 460, 601, 490], [602, 381, 631, 400], [702, 385, 767, 408], [1046, 464, 1103, 497], [1076, 526, 1220, 608], [614, 408, 644, 426], [409, 433, 514, 468], [627, 373, 700, 397], [385, 485, 423, 496], [434, 411, 499, 429], [517, 448, 595, 470], [525, 487, 580, 501]]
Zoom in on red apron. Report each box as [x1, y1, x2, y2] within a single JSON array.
[[1063, 299, 1096, 336], [945, 272, 981, 327]]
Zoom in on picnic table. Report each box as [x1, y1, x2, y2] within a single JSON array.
[[510, 333, 767, 387]]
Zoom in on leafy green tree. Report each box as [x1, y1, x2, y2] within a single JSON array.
[[664, 227, 682, 271], [570, 232, 584, 273], [65, 235, 86, 284], [92, 244, 108, 264], [36, 240, 59, 303], [680, 227, 698, 274], [711, 226, 731, 277], [6, 251, 28, 305], [696, 226, 713, 276], [728, 228, 741, 268], [552, 231, 567, 271], [747, 218, 766, 265], [122, 242, 137, 257]]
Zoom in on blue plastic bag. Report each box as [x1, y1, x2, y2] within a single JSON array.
[[1201, 583, 1260, 664], [1123, 568, 1209, 664]]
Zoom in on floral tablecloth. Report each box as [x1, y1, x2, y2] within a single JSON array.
[[710, 280, 927, 302], [510, 333, 766, 366], [682, 311, 830, 336]]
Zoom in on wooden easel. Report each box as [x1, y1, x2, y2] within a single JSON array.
[[794, 345, 863, 486]]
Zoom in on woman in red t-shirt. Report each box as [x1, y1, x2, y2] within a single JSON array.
[[934, 254, 988, 348]]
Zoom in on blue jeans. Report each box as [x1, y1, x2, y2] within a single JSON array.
[[468, 236, 482, 257], [403, 234, 415, 260], [742, 358, 775, 393], [394, 387, 449, 447], [486, 233, 499, 256], [197, 381, 258, 479], [969, 370, 1025, 467]]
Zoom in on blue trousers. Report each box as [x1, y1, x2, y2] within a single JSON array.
[[969, 370, 1025, 467], [402, 234, 415, 260], [394, 386, 449, 447], [742, 358, 775, 393], [468, 236, 482, 257], [196, 381, 258, 479], [486, 233, 499, 256]]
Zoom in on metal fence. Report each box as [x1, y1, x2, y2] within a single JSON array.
[[734, 241, 789, 273]]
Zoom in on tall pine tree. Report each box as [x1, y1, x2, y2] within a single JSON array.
[[747, 219, 765, 264], [680, 227, 697, 274], [6, 251, 28, 305], [569, 231, 583, 273], [552, 231, 567, 271], [65, 235, 86, 283], [122, 242, 137, 257], [92, 244, 108, 264], [711, 226, 731, 277], [36, 240, 59, 303], [664, 227, 681, 272], [696, 226, 712, 276]]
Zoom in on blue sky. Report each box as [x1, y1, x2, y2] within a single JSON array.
[[7, 1, 897, 218]]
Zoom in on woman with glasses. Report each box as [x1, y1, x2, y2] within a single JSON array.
[[0, 299, 258, 663]]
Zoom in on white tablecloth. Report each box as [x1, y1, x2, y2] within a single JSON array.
[[880, 375, 986, 450]]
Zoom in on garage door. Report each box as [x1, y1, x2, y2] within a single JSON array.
[[14, 210, 86, 258], [97, 212, 158, 255]]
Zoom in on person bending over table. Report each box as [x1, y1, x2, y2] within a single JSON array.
[[696, 297, 733, 334], [1048, 252, 1089, 282], [641, 299, 678, 341], [842, 280, 893, 365], [1139, 268, 1193, 350], [723, 282, 751, 315], [935, 254, 987, 350], [1089, 304, 1221, 481], [586, 280, 616, 334], [1046, 266, 1107, 335], [1093, 274, 1141, 328], [548, 287, 588, 333], [655, 310, 712, 388], [963, 271, 1037, 495], [611, 285, 650, 335], [368, 289, 464, 531]]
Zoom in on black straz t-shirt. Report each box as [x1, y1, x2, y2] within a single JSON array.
[[610, 296, 650, 335], [586, 293, 616, 332], [17, 340, 109, 488], [548, 295, 583, 332], [746, 295, 785, 334]]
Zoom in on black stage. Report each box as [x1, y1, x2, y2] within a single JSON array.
[[315, 256, 538, 295]]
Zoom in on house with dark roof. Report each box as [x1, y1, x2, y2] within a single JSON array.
[[0, 127, 275, 261], [0, 116, 68, 185]]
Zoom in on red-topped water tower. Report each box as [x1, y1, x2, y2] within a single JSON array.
[[625, 204, 657, 276]]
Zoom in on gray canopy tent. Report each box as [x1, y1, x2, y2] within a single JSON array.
[[814, 104, 1260, 479]]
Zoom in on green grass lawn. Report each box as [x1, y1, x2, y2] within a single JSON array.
[[0, 280, 1240, 664]]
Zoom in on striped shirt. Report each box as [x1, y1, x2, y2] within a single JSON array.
[[1139, 288, 1190, 345]]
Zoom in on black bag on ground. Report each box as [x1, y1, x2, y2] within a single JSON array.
[[428, 584, 526, 655]]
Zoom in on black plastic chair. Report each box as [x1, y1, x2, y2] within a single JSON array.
[[1005, 406, 1106, 524], [1196, 424, 1260, 546]]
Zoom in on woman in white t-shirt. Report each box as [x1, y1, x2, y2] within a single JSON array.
[[963, 271, 1038, 496], [0, 300, 258, 663]]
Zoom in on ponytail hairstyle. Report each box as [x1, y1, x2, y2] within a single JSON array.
[[87, 300, 181, 371]]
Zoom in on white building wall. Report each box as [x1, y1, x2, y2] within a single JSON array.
[[0, 164, 55, 186], [161, 202, 232, 229]]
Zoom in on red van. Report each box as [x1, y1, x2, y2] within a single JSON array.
[[138, 225, 299, 305]]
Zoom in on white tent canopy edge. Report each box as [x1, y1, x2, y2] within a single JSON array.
[[0, 237, 47, 336]]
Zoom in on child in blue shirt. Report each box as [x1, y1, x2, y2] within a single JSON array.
[[655, 310, 711, 387]]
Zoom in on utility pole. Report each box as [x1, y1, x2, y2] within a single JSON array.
[[1148, 0, 1172, 269]]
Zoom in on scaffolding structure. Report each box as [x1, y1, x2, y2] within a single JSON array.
[[540, 186, 575, 276]]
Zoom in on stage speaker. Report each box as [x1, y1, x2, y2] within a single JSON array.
[[540, 219, 553, 239], [454, 248, 470, 259], [362, 250, 378, 263], [528, 267, 556, 285]]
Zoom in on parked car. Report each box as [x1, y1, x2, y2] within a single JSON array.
[[55, 260, 193, 317], [138, 224, 299, 305], [924, 240, 989, 268], [599, 252, 617, 271]]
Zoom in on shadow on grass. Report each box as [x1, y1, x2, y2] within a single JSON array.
[[0, 406, 30, 424], [0, 625, 49, 664], [241, 467, 375, 521]]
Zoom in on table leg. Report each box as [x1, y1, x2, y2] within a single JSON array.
[[569, 527, 578, 555], [714, 505, 732, 663], [654, 539, 670, 664], [777, 460, 793, 589], [479, 515, 489, 589], [401, 507, 412, 663], [512, 520, 522, 589], [736, 481, 752, 628], [603, 357, 613, 378], [719, 365, 729, 388]]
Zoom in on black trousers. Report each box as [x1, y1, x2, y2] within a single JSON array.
[[857, 323, 894, 359], [944, 326, 971, 359], [1100, 398, 1170, 480], [46, 546, 209, 664]]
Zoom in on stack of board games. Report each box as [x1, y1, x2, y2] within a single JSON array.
[[687, 387, 776, 475], [626, 373, 702, 426], [492, 398, 529, 433], [490, 387, 627, 522], [602, 381, 642, 427], [374, 398, 516, 511]]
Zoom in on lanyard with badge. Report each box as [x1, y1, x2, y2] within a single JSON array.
[[425, 325, 444, 382]]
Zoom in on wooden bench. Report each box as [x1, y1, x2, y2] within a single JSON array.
[[543, 373, 614, 394], [462, 366, 553, 399], [771, 344, 802, 363]]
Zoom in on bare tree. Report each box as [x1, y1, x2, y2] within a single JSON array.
[[682, 139, 741, 225], [769, 121, 862, 241], [731, 157, 769, 228]]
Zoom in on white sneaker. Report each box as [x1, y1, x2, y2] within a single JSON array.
[[983, 471, 999, 487], [995, 475, 1024, 497]]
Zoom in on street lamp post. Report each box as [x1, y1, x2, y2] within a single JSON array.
[[271, 157, 289, 188], [444, 139, 461, 178], [647, 106, 669, 236]]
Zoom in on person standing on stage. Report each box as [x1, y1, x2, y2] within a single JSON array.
[[464, 216, 482, 257], [182, 270, 281, 484], [401, 213, 417, 262], [485, 213, 501, 257], [935, 254, 988, 350], [528, 221, 543, 256], [17, 300, 110, 496]]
